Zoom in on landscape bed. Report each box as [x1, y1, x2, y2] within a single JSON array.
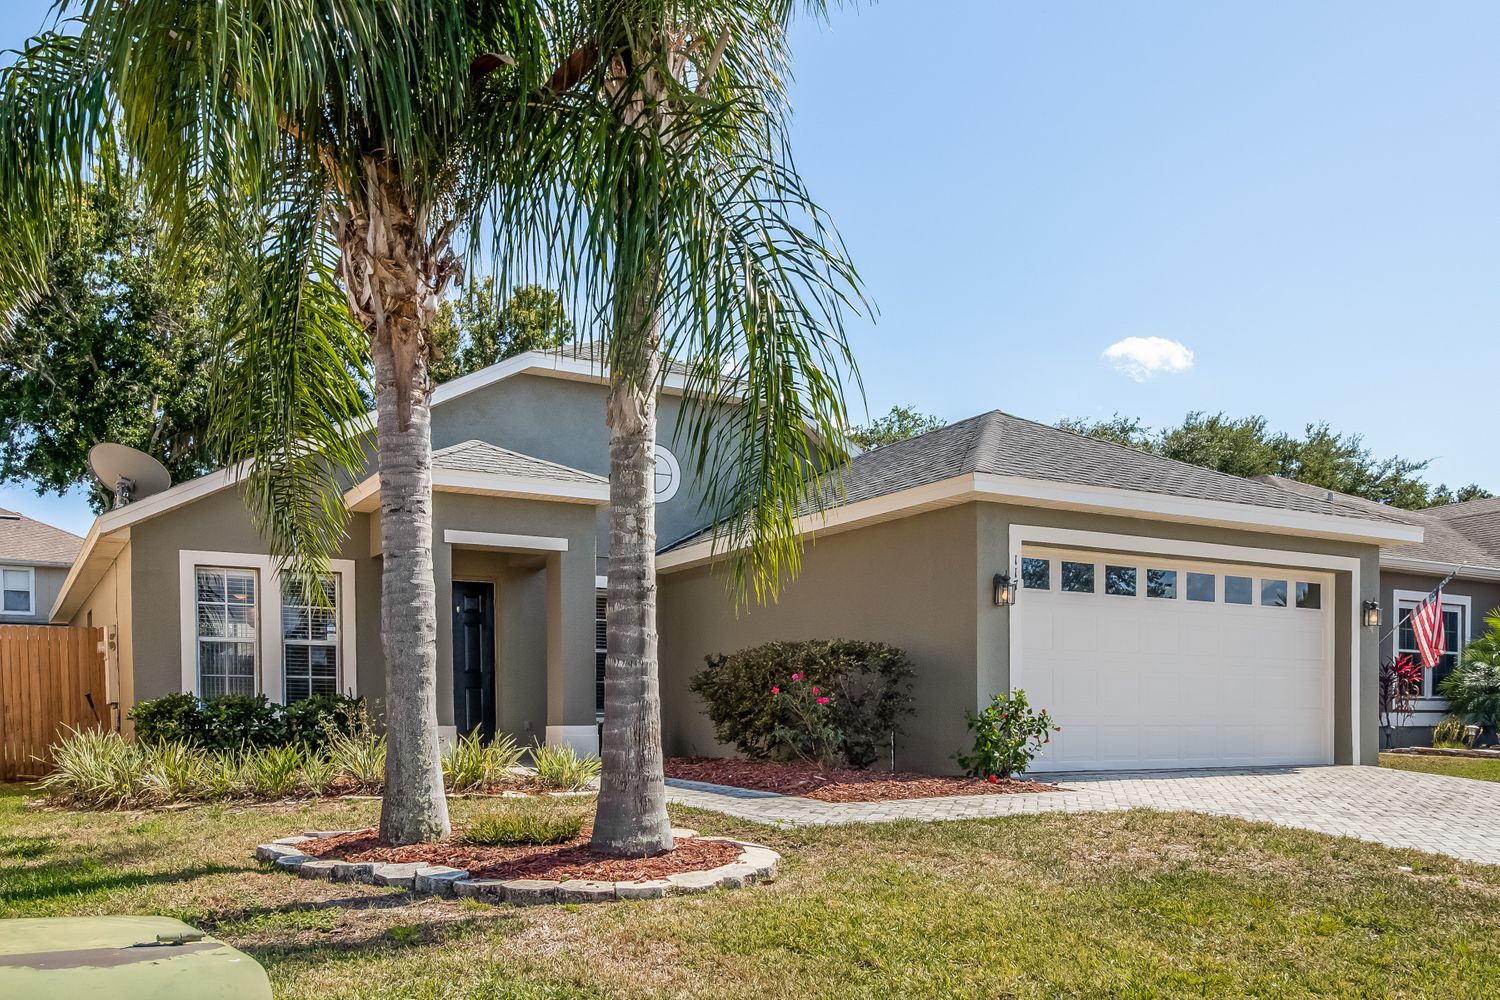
[[663, 756, 1059, 801]]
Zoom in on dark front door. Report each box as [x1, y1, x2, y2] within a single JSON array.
[[452, 581, 496, 741]]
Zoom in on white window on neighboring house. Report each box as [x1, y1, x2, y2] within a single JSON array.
[[1396, 594, 1470, 699], [2, 567, 34, 615], [282, 574, 341, 702], [195, 567, 259, 697], [652, 444, 681, 503]]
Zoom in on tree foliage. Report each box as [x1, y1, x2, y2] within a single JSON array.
[[0, 177, 219, 509], [1058, 411, 1491, 509], [848, 405, 944, 450], [428, 280, 573, 385]]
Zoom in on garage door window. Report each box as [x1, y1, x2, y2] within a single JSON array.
[[1146, 569, 1177, 599], [1261, 579, 1288, 608], [1186, 572, 1215, 602], [1061, 562, 1095, 593], [1296, 582, 1322, 610], [1225, 575, 1253, 605], [1021, 558, 1050, 590], [1105, 566, 1136, 597]]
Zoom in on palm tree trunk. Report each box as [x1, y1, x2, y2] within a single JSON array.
[[591, 281, 674, 857], [372, 327, 450, 844]]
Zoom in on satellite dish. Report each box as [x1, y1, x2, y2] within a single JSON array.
[[88, 443, 171, 509]]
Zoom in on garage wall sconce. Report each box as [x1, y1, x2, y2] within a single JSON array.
[[1361, 600, 1382, 628], [993, 573, 1015, 607]]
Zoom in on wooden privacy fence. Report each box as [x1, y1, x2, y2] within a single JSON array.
[[0, 625, 107, 780]]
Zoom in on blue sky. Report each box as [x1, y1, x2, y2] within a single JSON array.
[[3, 1, 1498, 536]]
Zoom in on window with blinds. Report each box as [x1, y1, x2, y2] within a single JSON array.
[[283, 575, 340, 702], [595, 589, 608, 717], [196, 567, 258, 697]]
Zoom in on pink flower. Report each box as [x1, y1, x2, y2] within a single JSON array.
[[816, 697, 830, 705], [987, 774, 999, 784], [811, 686, 820, 695], [791, 673, 804, 681], [1053, 726, 1062, 732], [771, 686, 780, 694]]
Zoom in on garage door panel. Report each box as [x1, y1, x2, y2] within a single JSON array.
[[1018, 548, 1332, 773]]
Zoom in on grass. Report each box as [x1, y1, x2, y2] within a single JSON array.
[[1381, 751, 1500, 784], [462, 802, 585, 846], [4, 784, 1500, 998]]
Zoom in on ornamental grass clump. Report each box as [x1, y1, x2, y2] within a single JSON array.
[[326, 728, 387, 790], [238, 744, 305, 799], [443, 732, 525, 791], [462, 803, 586, 846], [39, 729, 147, 808], [954, 690, 1060, 780], [529, 742, 601, 791]]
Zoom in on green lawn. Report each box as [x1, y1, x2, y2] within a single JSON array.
[[1381, 751, 1500, 784], [4, 784, 1500, 999]]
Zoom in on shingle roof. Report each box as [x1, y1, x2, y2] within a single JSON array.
[[431, 440, 604, 486], [664, 410, 1409, 552], [1424, 496, 1500, 564], [0, 507, 84, 566], [1257, 476, 1500, 572]]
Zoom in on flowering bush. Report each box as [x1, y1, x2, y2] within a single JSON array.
[[691, 639, 915, 767], [769, 674, 844, 765], [953, 690, 1058, 780]]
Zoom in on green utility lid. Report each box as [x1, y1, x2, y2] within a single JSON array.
[[0, 916, 272, 999]]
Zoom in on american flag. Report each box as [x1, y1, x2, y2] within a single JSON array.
[[1410, 590, 1447, 670]]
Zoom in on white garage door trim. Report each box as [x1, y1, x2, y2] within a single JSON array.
[[1004, 524, 1364, 769]]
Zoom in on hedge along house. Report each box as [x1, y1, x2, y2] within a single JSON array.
[[1257, 479, 1500, 745], [658, 411, 1424, 775], [49, 347, 740, 749]]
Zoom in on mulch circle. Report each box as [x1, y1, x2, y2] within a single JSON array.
[[304, 827, 742, 882], [664, 757, 1060, 802]]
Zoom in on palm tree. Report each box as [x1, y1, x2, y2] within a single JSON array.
[[526, 1, 866, 855], [0, 0, 551, 844]]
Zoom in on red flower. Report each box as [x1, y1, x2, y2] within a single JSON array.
[[771, 686, 780, 695], [1053, 726, 1062, 732], [791, 673, 804, 681], [816, 697, 830, 705], [811, 686, 820, 695], [987, 775, 998, 783]]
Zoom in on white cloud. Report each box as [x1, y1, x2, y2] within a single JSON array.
[[1103, 337, 1195, 382]]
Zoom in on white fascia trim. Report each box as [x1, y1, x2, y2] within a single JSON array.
[[657, 471, 1422, 573], [972, 473, 1424, 546], [1007, 524, 1362, 767], [346, 468, 609, 513], [177, 551, 358, 703], [444, 529, 569, 553], [49, 523, 131, 623], [429, 350, 696, 411], [1381, 556, 1500, 582]]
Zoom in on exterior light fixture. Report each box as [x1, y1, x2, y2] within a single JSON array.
[[1362, 600, 1382, 628], [993, 573, 1015, 607]]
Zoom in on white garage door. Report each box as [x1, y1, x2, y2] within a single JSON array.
[[1014, 547, 1333, 773]]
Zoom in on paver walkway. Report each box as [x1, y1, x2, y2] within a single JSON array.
[[666, 765, 1500, 866]]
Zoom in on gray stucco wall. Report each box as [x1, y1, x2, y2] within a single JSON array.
[[660, 500, 1385, 774], [126, 486, 375, 705], [659, 504, 981, 774], [430, 372, 734, 569]]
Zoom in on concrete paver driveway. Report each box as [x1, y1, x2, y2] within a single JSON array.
[[665, 765, 1500, 866]]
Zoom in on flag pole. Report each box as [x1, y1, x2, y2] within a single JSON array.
[[1377, 562, 1466, 651]]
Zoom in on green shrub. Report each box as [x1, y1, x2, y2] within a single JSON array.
[[529, 742, 601, 791], [462, 804, 584, 846], [954, 690, 1058, 780], [1442, 611, 1500, 740], [281, 694, 366, 749], [691, 639, 916, 768], [1432, 716, 1471, 749], [201, 695, 286, 751], [769, 674, 843, 765], [130, 694, 209, 747]]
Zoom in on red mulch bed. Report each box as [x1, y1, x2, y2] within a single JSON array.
[[304, 828, 741, 882], [664, 757, 1060, 802]]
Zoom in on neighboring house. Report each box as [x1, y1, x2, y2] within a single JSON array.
[[50, 346, 737, 752], [47, 352, 1453, 774], [1257, 478, 1500, 744], [0, 508, 82, 625], [659, 411, 1421, 774]]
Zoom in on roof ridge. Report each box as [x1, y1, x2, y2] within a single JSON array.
[[962, 410, 1008, 473]]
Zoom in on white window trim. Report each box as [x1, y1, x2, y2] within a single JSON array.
[[1394, 589, 1471, 702], [178, 551, 357, 702], [1009, 526, 1357, 765], [0, 565, 36, 617]]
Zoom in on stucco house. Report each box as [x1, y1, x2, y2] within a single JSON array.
[[47, 347, 1490, 773], [0, 507, 82, 625]]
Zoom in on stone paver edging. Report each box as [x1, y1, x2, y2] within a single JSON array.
[[255, 828, 779, 904]]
